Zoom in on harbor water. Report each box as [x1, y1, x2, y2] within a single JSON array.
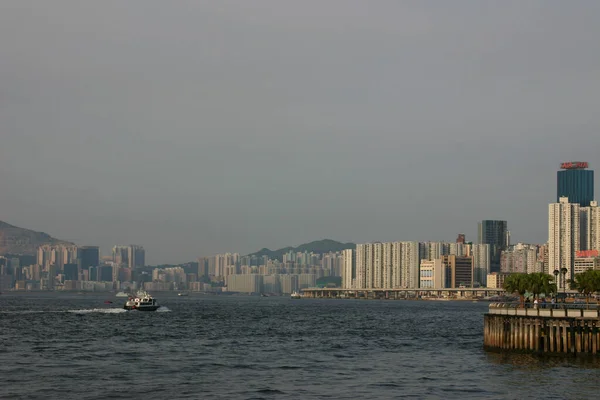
[[2, 293, 600, 399]]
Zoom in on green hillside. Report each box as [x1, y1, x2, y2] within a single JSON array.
[[248, 239, 355, 261]]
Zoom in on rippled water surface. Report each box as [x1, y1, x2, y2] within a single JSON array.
[[2, 293, 600, 399]]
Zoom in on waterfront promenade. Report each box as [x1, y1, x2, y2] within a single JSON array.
[[301, 287, 506, 299]]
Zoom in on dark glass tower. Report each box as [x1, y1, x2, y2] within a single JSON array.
[[557, 162, 594, 206], [478, 220, 508, 273], [77, 246, 100, 270]]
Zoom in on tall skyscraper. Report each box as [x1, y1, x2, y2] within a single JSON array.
[[472, 244, 491, 286], [112, 245, 145, 269], [112, 246, 129, 266], [548, 197, 580, 287], [341, 249, 354, 289], [478, 220, 508, 273], [78, 246, 100, 270], [557, 161, 594, 206], [128, 245, 145, 268], [399, 241, 420, 289], [579, 201, 600, 251]]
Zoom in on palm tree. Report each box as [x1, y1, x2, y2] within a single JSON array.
[[504, 273, 530, 307], [529, 272, 556, 300], [570, 270, 600, 303]]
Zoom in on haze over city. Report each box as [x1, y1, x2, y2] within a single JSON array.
[[1, 1, 600, 264]]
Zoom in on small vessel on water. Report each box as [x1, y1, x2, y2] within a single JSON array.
[[290, 291, 302, 299], [115, 291, 130, 298], [177, 292, 189, 297], [124, 290, 161, 311]]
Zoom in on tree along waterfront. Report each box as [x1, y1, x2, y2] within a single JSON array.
[[503, 271, 600, 307]]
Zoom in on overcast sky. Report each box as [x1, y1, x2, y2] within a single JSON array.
[[1, 1, 599, 264]]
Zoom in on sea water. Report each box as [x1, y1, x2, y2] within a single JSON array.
[[1, 292, 600, 399]]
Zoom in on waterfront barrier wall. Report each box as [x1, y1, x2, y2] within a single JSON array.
[[301, 287, 506, 299], [484, 304, 600, 355]]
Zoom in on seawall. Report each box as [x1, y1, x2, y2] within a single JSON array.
[[484, 304, 600, 355]]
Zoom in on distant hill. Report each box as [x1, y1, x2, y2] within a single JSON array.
[[0, 220, 74, 256], [248, 239, 356, 261]]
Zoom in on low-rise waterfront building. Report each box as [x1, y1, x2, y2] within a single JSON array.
[[419, 259, 444, 289], [486, 272, 511, 289], [441, 255, 474, 288], [574, 250, 600, 274]]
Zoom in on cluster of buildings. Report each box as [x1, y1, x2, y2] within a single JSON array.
[[547, 162, 599, 286], [196, 251, 345, 294], [340, 161, 599, 291], [340, 228, 504, 291], [0, 245, 145, 291], [498, 162, 600, 288], [1, 161, 597, 295], [0, 244, 344, 294]]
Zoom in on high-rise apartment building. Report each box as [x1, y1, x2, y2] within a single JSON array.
[[449, 242, 468, 257], [399, 241, 420, 289], [129, 245, 145, 268], [548, 197, 580, 286], [112, 246, 129, 266], [279, 274, 298, 294], [37, 245, 78, 271], [472, 244, 491, 286], [478, 220, 508, 273], [225, 274, 263, 293], [355, 244, 367, 289], [351, 241, 419, 290], [213, 253, 239, 277], [500, 244, 540, 274], [557, 161, 594, 207], [580, 201, 600, 251], [341, 249, 354, 289], [113, 245, 145, 269], [419, 242, 449, 261]]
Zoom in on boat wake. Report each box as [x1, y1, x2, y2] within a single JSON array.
[[66, 306, 171, 314], [68, 308, 128, 314], [0, 310, 64, 314]]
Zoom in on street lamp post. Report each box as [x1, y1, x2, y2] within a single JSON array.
[[553, 269, 559, 303], [560, 267, 568, 302]]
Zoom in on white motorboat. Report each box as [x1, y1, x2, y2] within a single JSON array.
[[123, 290, 160, 311], [290, 291, 302, 299]]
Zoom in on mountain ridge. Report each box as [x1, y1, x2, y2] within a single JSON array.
[[247, 239, 356, 261], [0, 219, 74, 256]]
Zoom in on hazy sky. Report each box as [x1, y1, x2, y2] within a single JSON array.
[[1, 1, 599, 264]]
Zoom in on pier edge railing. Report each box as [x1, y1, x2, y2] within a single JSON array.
[[484, 303, 600, 355]]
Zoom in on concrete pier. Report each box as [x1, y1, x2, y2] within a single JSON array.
[[301, 287, 505, 299], [484, 304, 600, 355]]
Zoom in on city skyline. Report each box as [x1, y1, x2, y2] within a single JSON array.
[[0, 162, 594, 265], [0, 160, 595, 267], [2, 2, 600, 264]]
